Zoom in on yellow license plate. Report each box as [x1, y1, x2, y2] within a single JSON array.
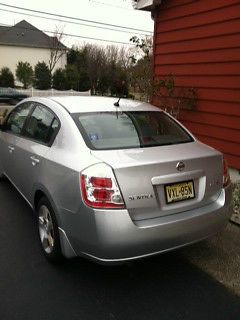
[[165, 180, 195, 204]]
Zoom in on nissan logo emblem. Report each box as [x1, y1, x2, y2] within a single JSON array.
[[176, 161, 185, 172]]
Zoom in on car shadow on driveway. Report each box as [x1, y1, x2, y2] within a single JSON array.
[[0, 179, 240, 320]]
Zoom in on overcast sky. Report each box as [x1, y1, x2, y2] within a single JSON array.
[[0, 0, 154, 48]]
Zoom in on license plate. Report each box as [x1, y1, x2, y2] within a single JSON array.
[[164, 180, 195, 204]]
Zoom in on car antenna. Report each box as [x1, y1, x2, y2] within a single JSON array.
[[114, 97, 121, 107], [114, 97, 121, 119]]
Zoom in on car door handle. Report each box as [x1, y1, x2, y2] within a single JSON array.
[[8, 146, 15, 153], [30, 156, 40, 166]]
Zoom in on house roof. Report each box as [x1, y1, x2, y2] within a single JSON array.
[[0, 20, 67, 50], [0, 26, 8, 36]]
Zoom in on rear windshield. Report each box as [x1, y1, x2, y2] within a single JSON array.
[[72, 111, 193, 150]]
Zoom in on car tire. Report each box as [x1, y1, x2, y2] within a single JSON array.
[[37, 197, 63, 263]]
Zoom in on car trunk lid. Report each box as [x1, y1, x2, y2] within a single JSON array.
[[91, 141, 223, 221]]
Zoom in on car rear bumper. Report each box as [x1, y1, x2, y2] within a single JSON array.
[[59, 185, 232, 263]]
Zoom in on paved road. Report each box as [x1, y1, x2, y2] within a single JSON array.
[[0, 179, 240, 320]]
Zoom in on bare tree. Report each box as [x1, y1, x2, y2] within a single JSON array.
[[66, 43, 131, 96], [118, 46, 133, 70], [128, 36, 154, 101], [48, 26, 67, 74]]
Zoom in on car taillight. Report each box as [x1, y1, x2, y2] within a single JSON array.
[[223, 157, 230, 188], [80, 163, 125, 209]]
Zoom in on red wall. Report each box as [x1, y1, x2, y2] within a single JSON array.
[[152, 0, 240, 169]]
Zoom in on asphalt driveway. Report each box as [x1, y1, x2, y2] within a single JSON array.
[[0, 179, 240, 320]]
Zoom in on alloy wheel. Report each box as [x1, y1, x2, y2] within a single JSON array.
[[38, 205, 55, 254]]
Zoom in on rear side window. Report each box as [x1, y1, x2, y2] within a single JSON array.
[[23, 104, 60, 144], [5, 102, 33, 135], [72, 111, 193, 150]]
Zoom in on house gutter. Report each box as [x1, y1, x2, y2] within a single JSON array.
[[133, 0, 162, 12], [133, 0, 162, 19]]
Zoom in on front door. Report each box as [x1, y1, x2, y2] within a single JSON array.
[[1, 102, 34, 184]]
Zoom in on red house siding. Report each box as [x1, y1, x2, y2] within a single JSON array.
[[152, 0, 240, 169]]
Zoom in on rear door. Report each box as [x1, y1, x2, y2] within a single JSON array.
[[11, 102, 60, 202]]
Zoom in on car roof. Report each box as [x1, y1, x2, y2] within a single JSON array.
[[46, 96, 162, 113]]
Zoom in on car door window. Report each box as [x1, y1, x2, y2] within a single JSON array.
[[23, 104, 60, 144], [5, 102, 33, 135]]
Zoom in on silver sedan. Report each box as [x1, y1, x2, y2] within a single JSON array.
[[0, 96, 232, 263]]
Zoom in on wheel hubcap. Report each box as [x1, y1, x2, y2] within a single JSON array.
[[38, 205, 54, 254]]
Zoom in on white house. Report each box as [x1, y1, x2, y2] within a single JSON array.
[[0, 20, 67, 78]]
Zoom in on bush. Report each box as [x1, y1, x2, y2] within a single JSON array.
[[65, 65, 79, 91], [0, 67, 14, 87], [16, 61, 33, 89], [52, 68, 67, 90], [34, 62, 51, 90], [53, 66, 91, 92], [78, 70, 91, 92]]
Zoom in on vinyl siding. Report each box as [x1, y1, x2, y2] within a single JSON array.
[[0, 45, 67, 77], [152, 0, 240, 169]]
